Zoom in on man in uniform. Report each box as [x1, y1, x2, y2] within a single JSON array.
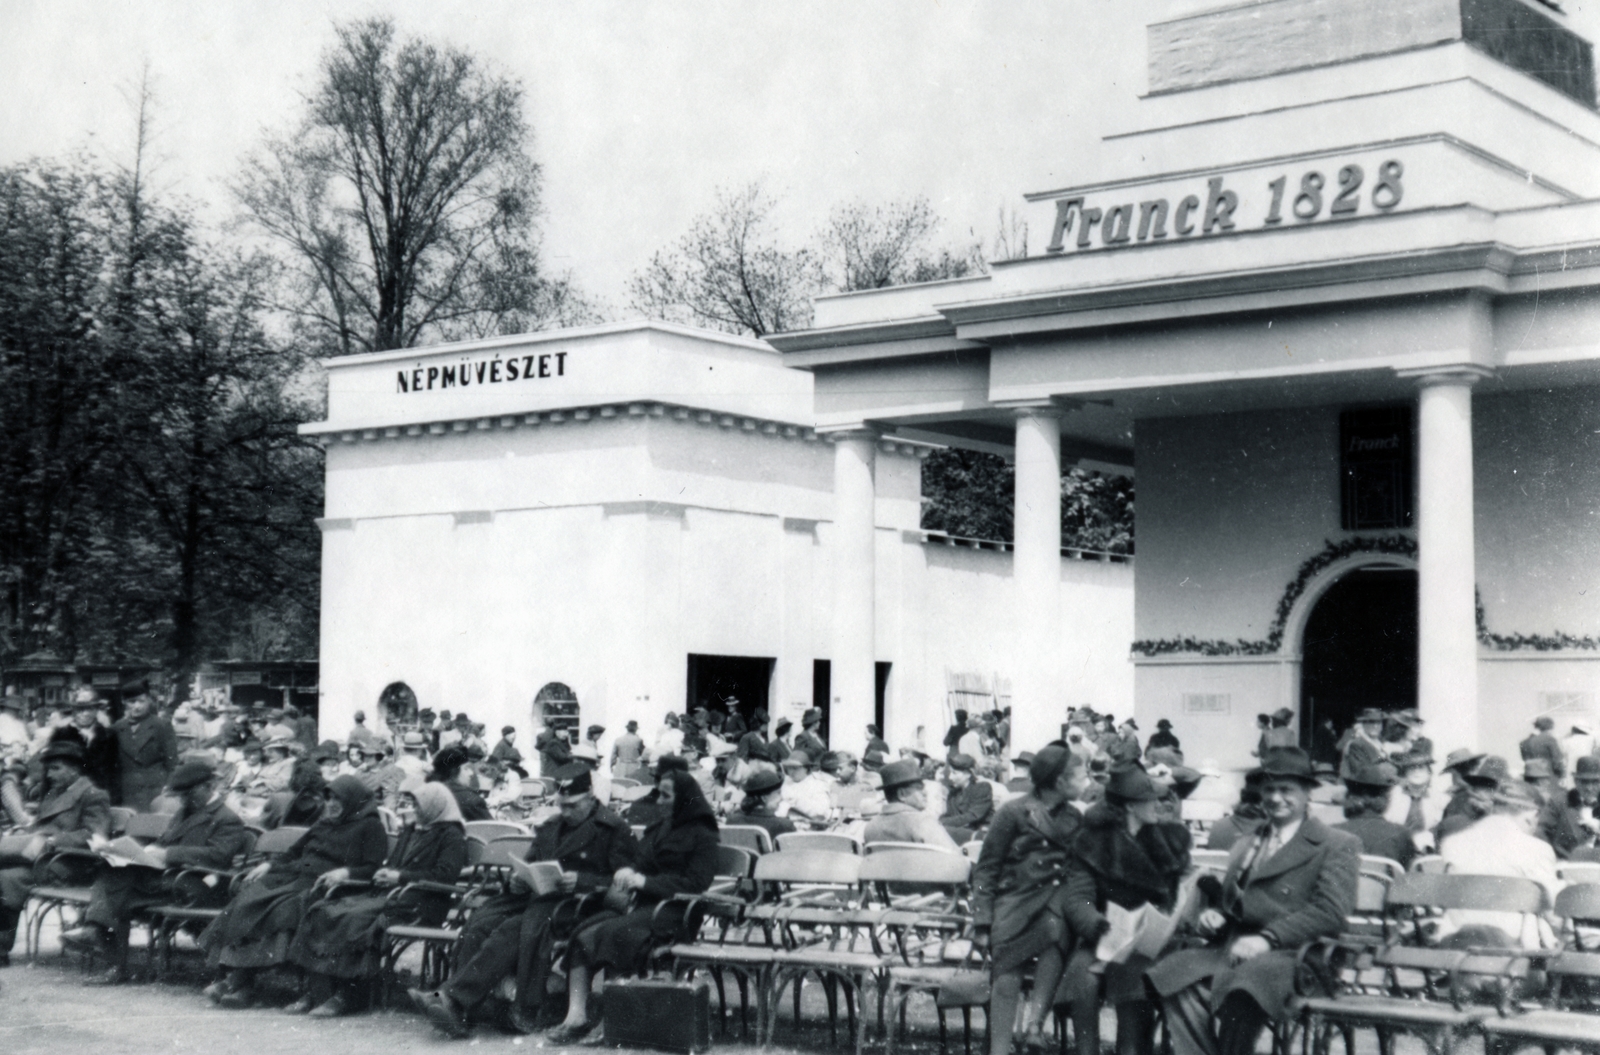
[[0, 740, 112, 965], [1538, 753, 1600, 858], [62, 761, 249, 983], [1520, 716, 1566, 782], [940, 753, 995, 843], [417, 762, 636, 1037], [111, 680, 179, 810], [1148, 747, 1359, 1055], [795, 708, 827, 760]]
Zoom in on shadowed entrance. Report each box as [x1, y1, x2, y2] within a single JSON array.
[[1299, 566, 1418, 759]]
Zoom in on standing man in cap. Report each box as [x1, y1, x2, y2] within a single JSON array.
[[1334, 763, 1415, 870], [0, 740, 112, 965], [610, 720, 646, 782], [418, 761, 636, 1036], [1520, 716, 1566, 782], [863, 759, 959, 849], [111, 680, 179, 811], [1146, 719, 1182, 758], [535, 723, 572, 777], [347, 710, 380, 751], [795, 708, 827, 760], [940, 753, 995, 843], [1338, 708, 1388, 781], [490, 726, 528, 778], [1538, 754, 1600, 858], [1148, 748, 1359, 1055], [63, 761, 249, 983]]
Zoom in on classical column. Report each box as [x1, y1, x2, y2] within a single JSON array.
[[1408, 366, 1490, 753], [830, 428, 879, 756], [1012, 407, 1065, 753]]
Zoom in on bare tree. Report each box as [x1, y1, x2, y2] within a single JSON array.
[[236, 17, 589, 356], [991, 204, 1030, 262], [819, 195, 985, 291], [628, 182, 817, 337]]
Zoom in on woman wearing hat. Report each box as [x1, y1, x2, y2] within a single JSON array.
[[202, 775, 389, 1007], [547, 768, 720, 1043], [725, 769, 797, 838], [1060, 765, 1191, 1055], [971, 745, 1090, 1055], [285, 781, 468, 1016]]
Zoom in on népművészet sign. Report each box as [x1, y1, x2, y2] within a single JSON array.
[[397, 351, 567, 393]]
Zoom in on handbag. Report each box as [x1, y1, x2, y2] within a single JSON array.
[[602, 883, 636, 915]]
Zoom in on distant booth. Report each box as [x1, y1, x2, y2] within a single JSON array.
[[303, 321, 1135, 756], [194, 660, 321, 720]]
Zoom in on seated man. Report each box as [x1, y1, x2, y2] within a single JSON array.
[[1540, 754, 1600, 859], [417, 763, 636, 1036], [940, 753, 995, 843], [0, 740, 112, 966], [777, 751, 833, 827], [863, 759, 959, 850], [1439, 781, 1563, 948], [1148, 748, 1359, 1055], [62, 761, 249, 983], [724, 769, 796, 838]]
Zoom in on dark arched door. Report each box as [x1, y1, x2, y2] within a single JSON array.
[[1299, 566, 1417, 763]]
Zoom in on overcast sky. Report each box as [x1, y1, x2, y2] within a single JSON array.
[[5, 1, 1600, 311]]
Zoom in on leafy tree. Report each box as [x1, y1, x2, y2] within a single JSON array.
[[919, 449, 1134, 554], [236, 17, 590, 356]]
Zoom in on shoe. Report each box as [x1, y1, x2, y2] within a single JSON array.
[[218, 987, 257, 1010], [506, 1003, 542, 1036], [425, 991, 472, 1039], [408, 987, 440, 1014], [545, 1019, 598, 1046], [84, 966, 127, 987], [284, 994, 316, 1015], [1016, 1030, 1050, 1055], [0, 952, 11, 968], [203, 979, 229, 1003], [308, 993, 348, 1018], [61, 926, 110, 953]]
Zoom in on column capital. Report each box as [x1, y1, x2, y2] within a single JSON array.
[[1394, 364, 1495, 388], [996, 396, 1080, 419]]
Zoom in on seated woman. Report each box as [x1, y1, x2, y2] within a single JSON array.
[[545, 768, 719, 1043], [723, 769, 796, 838], [285, 782, 468, 1016], [1062, 765, 1191, 1055], [201, 775, 389, 1008], [971, 745, 1088, 1055]]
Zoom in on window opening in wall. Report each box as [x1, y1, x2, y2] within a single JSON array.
[[379, 681, 419, 729], [685, 654, 773, 732], [1340, 406, 1413, 530], [534, 682, 581, 741]]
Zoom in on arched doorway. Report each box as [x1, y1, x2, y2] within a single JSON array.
[[534, 682, 581, 743], [1299, 565, 1417, 762], [378, 681, 418, 729]]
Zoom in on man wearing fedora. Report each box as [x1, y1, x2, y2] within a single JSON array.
[[1338, 708, 1388, 782], [51, 688, 119, 793], [111, 680, 179, 811], [63, 760, 249, 983], [0, 739, 112, 965], [1538, 754, 1600, 858], [863, 758, 960, 850], [1148, 747, 1359, 1055]]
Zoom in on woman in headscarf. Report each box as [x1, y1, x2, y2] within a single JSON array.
[[971, 744, 1090, 1055], [1060, 765, 1191, 1055], [201, 775, 389, 1008], [545, 768, 719, 1043], [284, 781, 468, 1016]]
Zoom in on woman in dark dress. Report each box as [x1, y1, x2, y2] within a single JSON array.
[[285, 782, 469, 1016], [971, 745, 1089, 1055], [1061, 765, 1192, 1055], [545, 768, 719, 1043], [202, 775, 389, 1008]]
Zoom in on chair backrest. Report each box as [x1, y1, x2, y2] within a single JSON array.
[[719, 824, 775, 855], [864, 840, 954, 856], [108, 806, 135, 836], [1410, 855, 1447, 874], [466, 820, 529, 842], [1557, 862, 1600, 886], [776, 831, 861, 855], [1360, 855, 1405, 881], [752, 849, 863, 888], [478, 835, 533, 870], [464, 834, 488, 867], [1554, 881, 1600, 923], [124, 811, 173, 842], [715, 844, 755, 880], [961, 840, 984, 861], [1384, 872, 1550, 915], [859, 849, 971, 890], [251, 825, 308, 858], [1355, 872, 1391, 914], [610, 777, 641, 789], [519, 778, 550, 799], [1190, 848, 1233, 873]]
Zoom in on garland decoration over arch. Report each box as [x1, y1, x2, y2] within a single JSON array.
[[1130, 535, 1417, 657]]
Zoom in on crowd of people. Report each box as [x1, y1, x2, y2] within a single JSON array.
[[2, 682, 1598, 1055]]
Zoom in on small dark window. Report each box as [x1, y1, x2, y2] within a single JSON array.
[[1340, 407, 1413, 531]]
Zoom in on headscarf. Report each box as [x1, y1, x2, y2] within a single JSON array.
[[411, 780, 464, 829], [663, 769, 717, 829], [327, 774, 376, 821]]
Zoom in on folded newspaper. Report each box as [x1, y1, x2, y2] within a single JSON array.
[[505, 855, 569, 896], [99, 835, 166, 869], [1095, 876, 1200, 963]]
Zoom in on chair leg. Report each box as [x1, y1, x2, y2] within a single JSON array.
[[963, 1006, 973, 1055], [711, 967, 729, 1036], [939, 1008, 949, 1055]]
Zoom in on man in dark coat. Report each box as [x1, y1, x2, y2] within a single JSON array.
[[1148, 748, 1360, 1055], [111, 681, 179, 810], [420, 763, 636, 1036], [432, 745, 491, 821], [941, 753, 995, 843], [1333, 764, 1415, 870], [63, 761, 249, 983], [0, 740, 113, 964], [795, 708, 827, 760], [1538, 753, 1600, 858], [490, 726, 527, 778], [721, 702, 747, 741], [1338, 708, 1388, 782], [1146, 719, 1181, 758], [1520, 716, 1565, 781], [534, 726, 572, 777], [56, 691, 119, 792]]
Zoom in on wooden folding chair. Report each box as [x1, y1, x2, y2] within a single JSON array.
[[1478, 882, 1600, 1055], [464, 819, 529, 842], [776, 831, 862, 856], [719, 824, 775, 856]]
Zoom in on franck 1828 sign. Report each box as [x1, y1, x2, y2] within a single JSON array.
[[1044, 156, 1405, 253]]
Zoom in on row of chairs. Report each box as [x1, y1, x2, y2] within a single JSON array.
[[720, 826, 986, 861]]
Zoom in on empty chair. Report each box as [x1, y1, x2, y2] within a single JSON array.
[[719, 824, 775, 856], [464, 819, 528, 842], [1556, 861, 1600, 885], [864, 840, 962, 856], [1476, 883, 1600, 1055], [775, 831, 861, 856]]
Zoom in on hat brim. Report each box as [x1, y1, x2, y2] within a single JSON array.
[[1249, 768, 1320, 787]]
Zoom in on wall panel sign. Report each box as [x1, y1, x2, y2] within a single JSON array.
[[396, 350, 569, 394], [1045, 155, 1407, 253], [1183, 692, 1232, 716]]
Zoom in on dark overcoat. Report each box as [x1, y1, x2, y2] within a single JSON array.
[[1538, 789, 1600, 859], [29, 775, 113, 846], [111, 714, 180, 811], [1146, 816, 1359, 1022], [943, 780, 995, 831], [159, 797, 251, 870], [971, 793, 1083, 974], [1335, 815, 1416, 870]]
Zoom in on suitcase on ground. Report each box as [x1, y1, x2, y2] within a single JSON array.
[[601, 976, 712, 1053]]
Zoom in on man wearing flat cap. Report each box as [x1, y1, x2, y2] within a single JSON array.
[[1520, 715, 1566, 782], [940, 753, 995, 843], [111, 680, 179, 811], [1148, 748, 1359, 1055], [0, 739, 113, 965], [62, 761, 248, 983], [420, 761, 636, 1036], [1538, 753, 1600, 858]]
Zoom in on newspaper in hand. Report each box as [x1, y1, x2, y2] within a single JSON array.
[[99, 835, 166, 869], [505, 855, 570, 897], [1096, 900, 1183, 963]]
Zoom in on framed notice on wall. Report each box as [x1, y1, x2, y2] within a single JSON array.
[[1340, 407, 1413, 531]]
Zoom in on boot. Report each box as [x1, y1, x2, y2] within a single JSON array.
[[0, 905, 20, 965]]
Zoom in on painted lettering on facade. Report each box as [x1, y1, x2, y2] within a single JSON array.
[[1045, 158, 1406, 253], [396, 351, 568, 393]]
